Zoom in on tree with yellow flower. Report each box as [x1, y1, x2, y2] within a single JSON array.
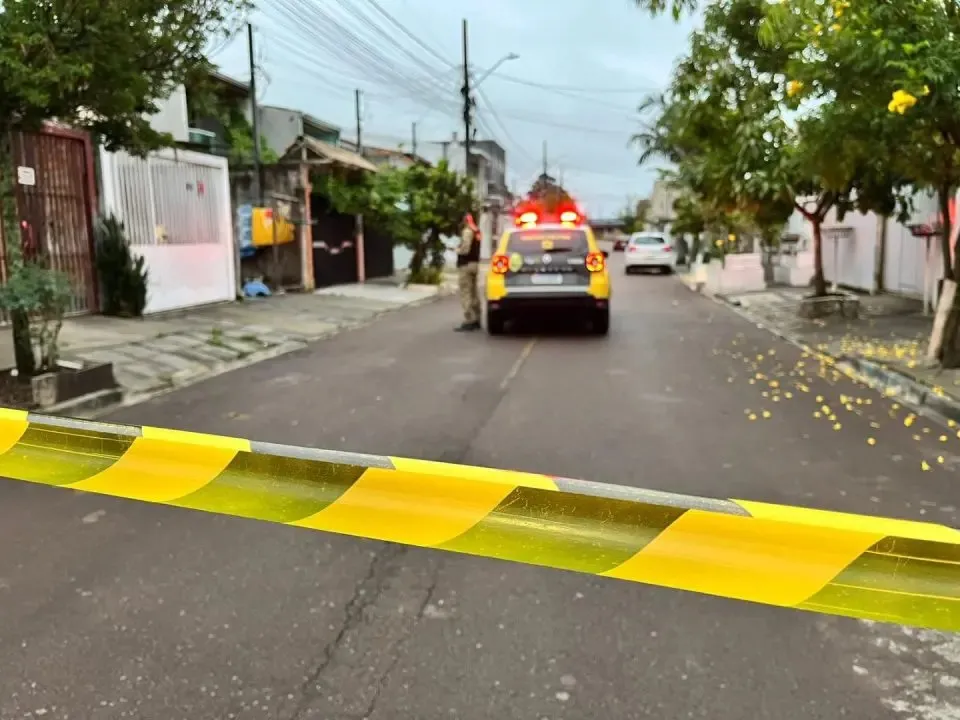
[[635, 0, 906, 297], [761, 0, 960, 364]]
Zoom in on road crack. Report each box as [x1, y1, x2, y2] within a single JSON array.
[[287, 543, 408, 720]]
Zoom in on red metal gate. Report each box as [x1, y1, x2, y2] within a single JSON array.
[[4, 125, 98, 316]]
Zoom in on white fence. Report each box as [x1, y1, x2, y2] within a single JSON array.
[[99, 147, 236, 314]]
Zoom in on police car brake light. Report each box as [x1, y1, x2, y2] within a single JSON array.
[[517, 211, 538, 226], [491, 254, 510, 274], [560, 210, 579, 224]]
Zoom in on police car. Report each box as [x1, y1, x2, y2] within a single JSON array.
[[484, 203, 611, 335]]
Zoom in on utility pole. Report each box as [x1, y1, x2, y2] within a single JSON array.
[[542, 140, 548, 178], [461, 19, 472, 186], [355, 89, 365, 283], [247, 22, 263, 206], [411, 122, 418, 158], [355, 89, 363, 153]]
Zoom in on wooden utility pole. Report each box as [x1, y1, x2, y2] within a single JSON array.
[[411, 122, 418, 158], [461, 20, 472, 183], [247, 23, 263, 206], [355, 89, 365, 283]]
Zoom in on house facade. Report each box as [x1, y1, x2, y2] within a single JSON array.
[[649, 179, 680, 231], [787, 190, 942, 299], [97, 75, 240, 314], [258, 106, 340, 158]]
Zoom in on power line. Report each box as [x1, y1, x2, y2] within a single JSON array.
[[260, 0, 457, 112], [360, 0, 456, 67], [493, 73, 656, 94]]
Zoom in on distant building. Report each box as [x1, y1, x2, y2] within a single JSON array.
[[257, 105, 340, 156], [649, 179, 681, 231], [339, 140, 430, 170]]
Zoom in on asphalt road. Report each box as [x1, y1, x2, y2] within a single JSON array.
[[2, 253, 958, 720]]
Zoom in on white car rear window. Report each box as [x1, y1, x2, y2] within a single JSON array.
[[631, 235, 666, 245]]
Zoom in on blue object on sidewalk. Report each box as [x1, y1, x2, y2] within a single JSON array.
[[243, 280, 271, 297]]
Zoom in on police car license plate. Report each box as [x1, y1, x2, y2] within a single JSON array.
[[531, 273, 563, 285]]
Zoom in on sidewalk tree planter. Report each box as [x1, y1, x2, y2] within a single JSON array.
[[797, 292, 860, 320], [29, 360, 119, 410]]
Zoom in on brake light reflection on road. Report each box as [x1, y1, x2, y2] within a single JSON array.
[[491, 254, 510, 274], [586, 252, 605, 272]]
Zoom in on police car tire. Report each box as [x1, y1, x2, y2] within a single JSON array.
[[593, 310, 610, 335], [486, 311, 505, 335]]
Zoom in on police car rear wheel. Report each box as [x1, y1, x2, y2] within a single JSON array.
[[486, 310, 505, 335], [592, 309, 610, 335]]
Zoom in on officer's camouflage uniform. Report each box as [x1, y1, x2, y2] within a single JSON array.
[[456, 225, 481, 328]]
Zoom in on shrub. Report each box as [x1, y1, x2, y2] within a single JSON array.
[[95, 215, 148, 317]]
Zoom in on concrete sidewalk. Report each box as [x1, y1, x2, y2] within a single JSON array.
[[8, 280, 456, 407], [711, 285, 960, 421]]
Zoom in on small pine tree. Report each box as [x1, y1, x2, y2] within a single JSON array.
[[94, 215, 148, 317]]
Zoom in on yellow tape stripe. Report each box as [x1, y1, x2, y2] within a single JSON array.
[[292, 465, 520, 546], [0, 415, 957, 632], [602, 509, 884, 606]]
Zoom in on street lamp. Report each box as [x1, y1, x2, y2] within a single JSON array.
[[473, 53, 519, 88]]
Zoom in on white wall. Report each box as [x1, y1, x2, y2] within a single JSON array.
[[786, 188, 945, 296], [100, 146, 237, 314], [148, 85, 190, 143]]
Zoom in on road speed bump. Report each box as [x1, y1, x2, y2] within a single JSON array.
[[0, 410, 958, 631]]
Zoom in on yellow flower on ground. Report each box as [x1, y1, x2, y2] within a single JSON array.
[[814, 23, 823, 34], [888, 89, 918, 114], [787, 80, 804, 97], [922, 85, 931, 96], [830, 23, 841, 32]]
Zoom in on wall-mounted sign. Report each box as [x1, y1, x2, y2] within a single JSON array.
[[16, 167, 35, 186]]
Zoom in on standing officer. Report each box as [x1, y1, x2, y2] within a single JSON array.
[[455, 212, 482, 331]]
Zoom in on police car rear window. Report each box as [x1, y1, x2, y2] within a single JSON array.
[[506, 229, 588, 253]]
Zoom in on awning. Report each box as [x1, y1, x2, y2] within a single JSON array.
[[283, 136, 378, 173]]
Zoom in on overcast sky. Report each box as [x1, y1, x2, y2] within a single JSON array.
[[211, 0, 699, 218]]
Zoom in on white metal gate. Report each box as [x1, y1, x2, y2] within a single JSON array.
[[99, 147, 236, 314]]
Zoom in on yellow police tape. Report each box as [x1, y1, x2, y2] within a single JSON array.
[[0, 409, 958, 631]]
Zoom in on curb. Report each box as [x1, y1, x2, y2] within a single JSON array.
[[77, 289, 455, 419], [681, 276, 960, 426]]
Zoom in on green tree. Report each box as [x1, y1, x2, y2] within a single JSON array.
[[527, 173, 574, 212], [762, 0, 960, 363], [318, 161, 475, 284], [0, 0, 247, 376], [637, 0, 906, 297]]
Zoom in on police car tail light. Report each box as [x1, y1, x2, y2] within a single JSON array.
[[491, 254, 510, 274], [517, 211, 538, 226], [586, 252, 605, 272], [560, 210, 580, 224]]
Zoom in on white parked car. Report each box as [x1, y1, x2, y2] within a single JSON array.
[[623, 232, 677, 274]]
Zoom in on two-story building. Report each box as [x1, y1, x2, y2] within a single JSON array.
[[257, 106, 341, 157], [648, 179, 681, 232]]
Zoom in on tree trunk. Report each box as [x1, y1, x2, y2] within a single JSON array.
[[935, 188, 960, 367], [874, 214, 886, 294], [0, 130, 36, 377], [940, 183, 954, 280], [408, 240, 427, 277], [811, 217, 827, 297]]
